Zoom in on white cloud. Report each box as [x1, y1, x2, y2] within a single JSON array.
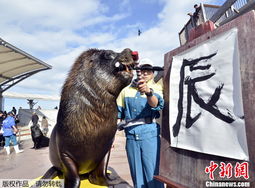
[[96, 0, 215, 66], [0, 0, 126, 57], [3, 0, 217, 99], [0, 0, 102, 29]]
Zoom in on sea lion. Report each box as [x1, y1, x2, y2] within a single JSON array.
[[42, 48, 135, 188], [30, 124, 49, 149]]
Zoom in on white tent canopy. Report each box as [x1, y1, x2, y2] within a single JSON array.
[[0, 38, 52, 92], [3, 91, 60, 101]]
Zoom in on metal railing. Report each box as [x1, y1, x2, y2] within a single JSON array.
[[233, 0, 249, 10], [179, 0, 252, 45]]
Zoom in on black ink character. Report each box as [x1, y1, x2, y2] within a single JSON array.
[[173, 53, 235, 137]]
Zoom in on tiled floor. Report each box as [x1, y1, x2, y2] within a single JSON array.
[[0, 131, 133, 187]]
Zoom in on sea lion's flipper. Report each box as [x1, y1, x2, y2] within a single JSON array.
[[61, 153, 80, 188], [88, 159, 108, 186], [41, 166, 59, 179], [88, 158, 127, 186]]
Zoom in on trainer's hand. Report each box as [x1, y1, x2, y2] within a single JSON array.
[[137, 78, 158, 107], [137, 79, 150, 94]]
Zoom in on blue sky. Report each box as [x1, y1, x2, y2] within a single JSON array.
[[0, 0, 222, 111]]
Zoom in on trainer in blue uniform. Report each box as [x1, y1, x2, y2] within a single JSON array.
[[117, 58, 164, 188]]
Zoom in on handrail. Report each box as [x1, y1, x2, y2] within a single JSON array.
[[219, 0, 255, 25], [178, 0, 250, 45], [210, 0, 238, 23]]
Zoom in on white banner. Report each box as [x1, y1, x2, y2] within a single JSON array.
[[169, 28, 249, 160]]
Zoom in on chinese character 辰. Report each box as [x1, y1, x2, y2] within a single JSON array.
[[173, 53, 236, 137]]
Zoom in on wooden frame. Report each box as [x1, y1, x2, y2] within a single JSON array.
[[158, 10, 255, 188]]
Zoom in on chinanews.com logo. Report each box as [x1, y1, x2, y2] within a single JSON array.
[[204, 161, 251, 187]]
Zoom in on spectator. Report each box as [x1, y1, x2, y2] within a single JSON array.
[[0, 111, 4, 147], [3, 111, 7, 119], [31, 112, 39, 126], [188, 4, 202, 27], [117, 58, 164, 188], [14, 114, 20, 124], [0, 110, 4, 126], [2, 112, 23, 154], [41, 116, 49, 136], [12, 107, 17, 115]]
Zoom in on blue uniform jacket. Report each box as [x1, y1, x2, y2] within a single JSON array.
[[2, 116, 15, 137], [117, 79, 164, 140]]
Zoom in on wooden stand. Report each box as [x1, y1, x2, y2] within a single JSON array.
[[158, 10, 255, 188]]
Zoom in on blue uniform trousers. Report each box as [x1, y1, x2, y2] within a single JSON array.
[[125, 134, 164, 188], [4, 135, 18, 147]]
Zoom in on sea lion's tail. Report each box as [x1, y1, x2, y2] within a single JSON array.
[[41, 166, 60, 179]]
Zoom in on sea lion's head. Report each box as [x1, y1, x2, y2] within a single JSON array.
[[66, 48, 135, 98]]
